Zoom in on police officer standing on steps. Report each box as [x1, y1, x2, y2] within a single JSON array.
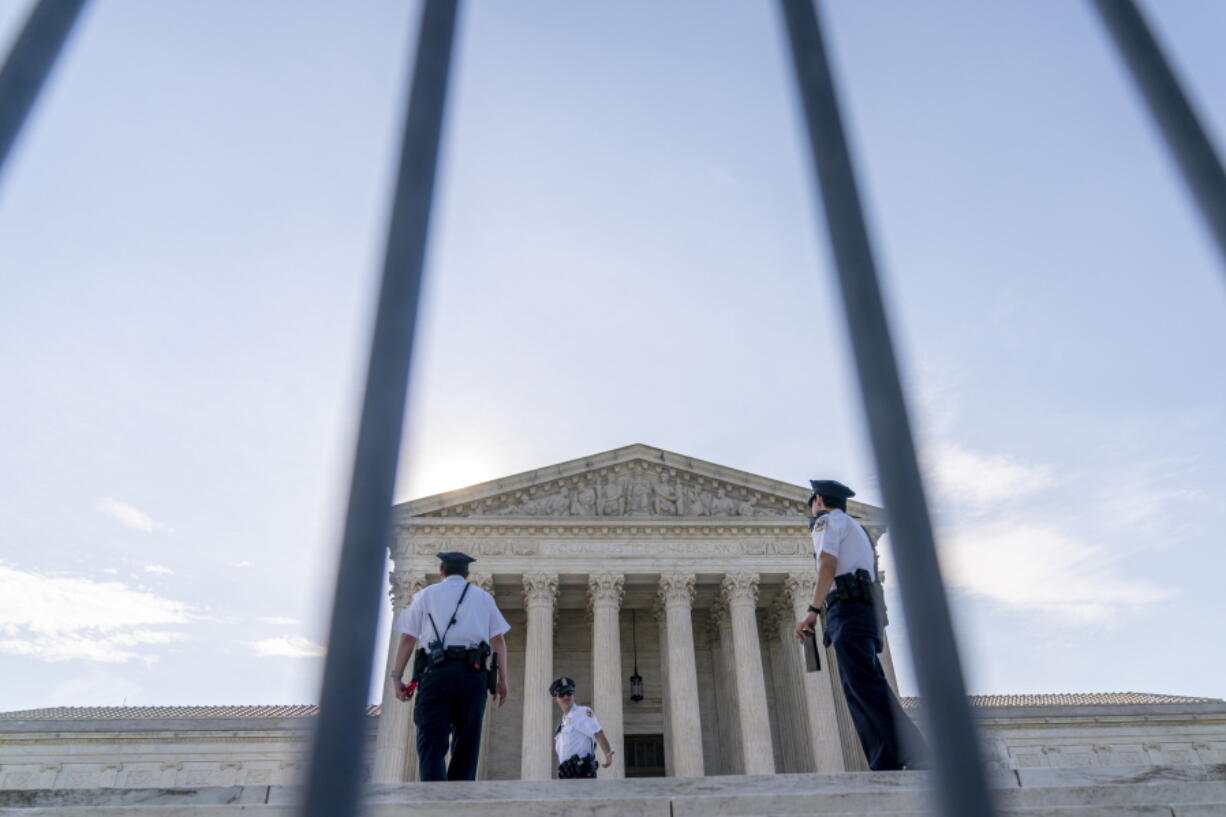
[[549, 677, 615, 778], [389, 552, 510, 782], [793, 480, 927, 771]]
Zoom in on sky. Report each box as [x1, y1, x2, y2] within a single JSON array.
[[2, 0, 1225, 713]]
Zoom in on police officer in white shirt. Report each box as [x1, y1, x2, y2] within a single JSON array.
[[389, 552, 510, 781], [793, 480, 926, 771], [549, 677, 615, 778]]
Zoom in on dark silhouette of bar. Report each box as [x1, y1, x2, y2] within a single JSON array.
[[4, 1, 1225, 815], [1091, 0, 1226, 273], [0, 0, 88, 177], [297, 3, 459, 817], [777, 2, 998, 815]]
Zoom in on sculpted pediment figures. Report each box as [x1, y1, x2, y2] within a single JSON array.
[[419, 460, 805, 519]]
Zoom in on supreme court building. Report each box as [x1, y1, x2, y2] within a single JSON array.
[[4, 444, 1224, 793], [372, 443, 890, 781]]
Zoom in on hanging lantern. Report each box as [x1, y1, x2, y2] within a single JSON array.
[[629, 609, 644, 702]]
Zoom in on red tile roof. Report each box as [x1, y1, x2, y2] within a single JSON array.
[[898, 692, 1220, 709]]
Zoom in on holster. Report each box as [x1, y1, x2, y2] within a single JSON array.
[[465, 641, 491, 672], [825, 570, 887, 652], [487, 649, 499, 695], [411, 647, 429, 681], [558, 754, 597, 779]]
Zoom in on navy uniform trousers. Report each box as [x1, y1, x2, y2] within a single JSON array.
[[825, 599, 926, 771], [413, 659, 488, 781]]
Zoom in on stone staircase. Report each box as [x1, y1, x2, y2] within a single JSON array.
[[2, 764, 1224, 816]]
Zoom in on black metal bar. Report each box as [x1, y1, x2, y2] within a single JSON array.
[[300, 2, 459, 816], [0, 0, 88, 179], [777, 2, 996, 816], [1091, 0, 1226, 272]]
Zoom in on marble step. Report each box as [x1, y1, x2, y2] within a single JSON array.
[[1, 765, 1224, 817]]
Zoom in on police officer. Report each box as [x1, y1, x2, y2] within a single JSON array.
[[549, 677, 615, 778], [389, 552, 510, 782], [793, 480, 926, 771]]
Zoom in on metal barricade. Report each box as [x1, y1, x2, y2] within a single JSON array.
[[779, 2, 995, 814], [0, 0, 88, 176], [3, 1, 1223, 815]]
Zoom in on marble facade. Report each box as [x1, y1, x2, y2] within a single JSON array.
[[373, 444, 888, 781], [4, 445, 1225, 792]]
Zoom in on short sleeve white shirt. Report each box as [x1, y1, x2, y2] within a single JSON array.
[[811, 508, 876, 579], [555, 704, 603, 761], [394, 575, 510, 647]]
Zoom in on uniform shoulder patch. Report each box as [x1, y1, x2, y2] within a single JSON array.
[[812, 515, 828, 532]]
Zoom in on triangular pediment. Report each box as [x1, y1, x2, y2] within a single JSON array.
[[394, 444, 878, 522]]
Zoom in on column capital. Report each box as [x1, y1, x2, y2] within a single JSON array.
[[587, 572, 625, 611], [657, 572, 696, 610], [389, 572, 430, 610], [720, 572, 760, 609], [767, 593, 793, 630], [760, 598, 783, 632], [522, 572, 558, 607], [469, 573, 496, 596], [783, 572, 817, 607]]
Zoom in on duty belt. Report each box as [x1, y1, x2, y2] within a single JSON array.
[[823, 568, 876, 609]]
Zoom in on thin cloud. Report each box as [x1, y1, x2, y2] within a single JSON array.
[[258, 616, 300, 626], [143, 564, 173, 575], [902, 441, 1177, 622], [248, 636, 325, 659], [924, 443, 1054, 509], [0, 630, 182, 663], [96, 499, 171, 534], [0, 563, 190, 663], [232, 561, 252, 568], [938, 522, 1173, 622]]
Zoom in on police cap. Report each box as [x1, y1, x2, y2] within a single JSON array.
[[435, 551, 476, 571], [549, 676, 576, 697], [808, 479, 856, 505]]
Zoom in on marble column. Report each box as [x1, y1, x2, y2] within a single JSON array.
[[657, 572, 704, 777], [373, 571, 429, 783], [866, 526, 901, 694], [709, 601, 741, 774], [880, 630, 900, 694], [766, 595, 814, 773], [720, 572, 774, 775], [653, 599, 673, 776], [471, 574, 497, 780], [520, 573, 557, 781], [826, 638, 870, 771], [587, 573, 625, 778], [784, 572, 846, 772]]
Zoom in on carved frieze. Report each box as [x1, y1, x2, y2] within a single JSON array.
[[405, 538, 811, 560], [419, 461, 807, 519]]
